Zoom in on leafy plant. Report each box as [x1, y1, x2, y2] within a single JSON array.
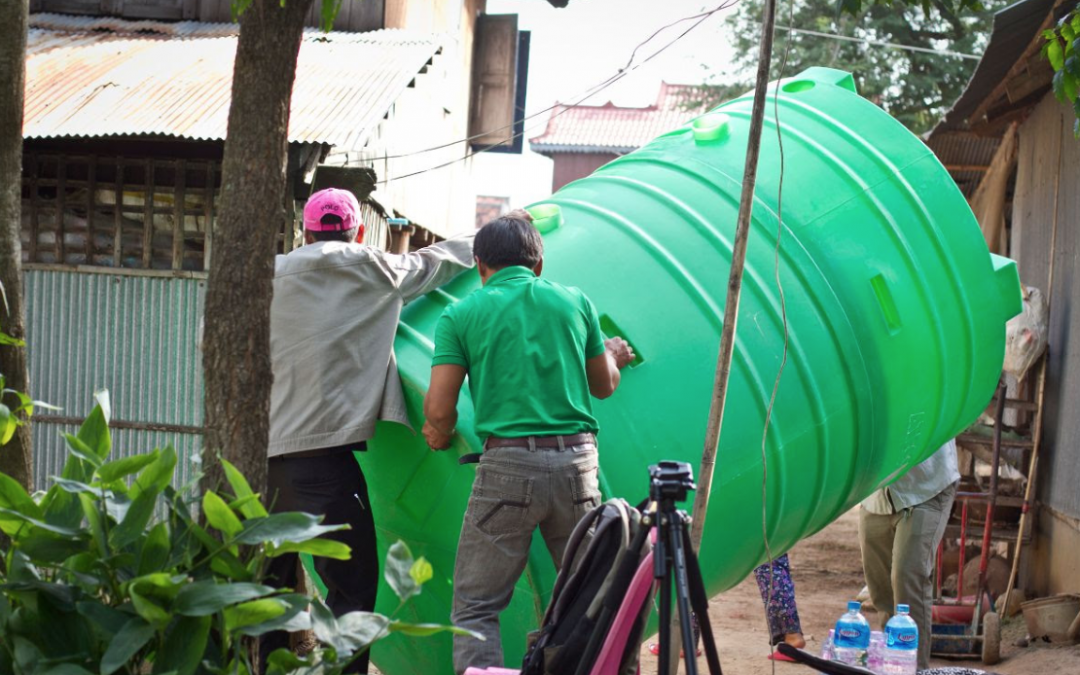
[[0, 392, 477, 675], [0, 281, 56, 447], [1042, 8, 1080, 136]]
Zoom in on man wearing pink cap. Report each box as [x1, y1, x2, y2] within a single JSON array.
[[262, 187, 475, 673]]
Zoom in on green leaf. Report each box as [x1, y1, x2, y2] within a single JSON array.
[[1065, 71, 1079, 103], [1049, 38, 1066, 71], [173, 581, 275, 617], [334, 610, 392, 653], [234, 512, 348, 547], [76, 601, 130, 637], [18, 529, 88, 562], [223, 598, 287, 631], [268, 538, 352, 560], [0, 333, 25, 347], [222, 459, 267, 518], [0, 404, 15, 445], [320, 0, 344, 32], [130, 446, 176, 501], [203, 490, 243, 538], [1054, 69, 1069, 102], [384, 540, 419, 602], [110, 487, 158, 549], [64, 434, 103, 468], [1064, 24, 1076, 44], [101, 618, 155, 675], [1045, 28, 1060, 40], [0, 471, 43, 519], [231, 593, 311, 637], [154, 616, 211, 675], [52, 477, 107, 498], [76, 402, 111, 462], [0, 507, 80, 537], [138, 522, 170, 576], [38, 666, 95, 675], [388, 621, 484, 640], [97, 452, 159, 483], [1073, 12, 1080, 33], [409, 556, 433, 587], [264, 649, 309, 675], [11, 636, 42, 674], [1067, 55, 1080, 79], [128, 573, 186, 627]]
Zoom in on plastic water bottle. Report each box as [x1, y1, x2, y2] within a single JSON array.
[[868, 630, 885, 673], [882, 604, 919, 675], [833, 600, 871, 667]]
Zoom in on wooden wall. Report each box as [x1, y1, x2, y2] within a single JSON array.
[[551, 152, 619, 192]]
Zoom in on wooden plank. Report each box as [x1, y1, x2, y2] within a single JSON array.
[[181, 0, 197, 19], [86, 155, 97, 263], [23, 262, 207, 280], [27, 153, 39, 263], [945, 164, 989, 173], [114, 158, 123, 268], [173, 159, 186, 270], [142, 158, 154, 269], [56, 158, 67, 264], [195, 0, 231, 22], [468, 14, 519, 148]]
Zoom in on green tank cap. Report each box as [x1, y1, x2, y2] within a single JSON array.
[[791, 66, 858, 93], [527, 203, 563, 233], [692, 113, 731, 144]]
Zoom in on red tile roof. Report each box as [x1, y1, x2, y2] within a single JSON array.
[[529, 82, 709, 154]]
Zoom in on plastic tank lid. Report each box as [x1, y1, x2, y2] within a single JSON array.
[[897, 604, 910, 613], [848, 601, 862, 611]]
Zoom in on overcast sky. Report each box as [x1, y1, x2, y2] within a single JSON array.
[[471, 0, 739, 209]]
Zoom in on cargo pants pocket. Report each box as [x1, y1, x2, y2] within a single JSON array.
[[469, 465, 533, 536]]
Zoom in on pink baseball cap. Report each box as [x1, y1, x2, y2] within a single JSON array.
[[303, 188, 362, 232]]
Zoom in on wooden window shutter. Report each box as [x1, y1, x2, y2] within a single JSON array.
[[469, 14, 519, 150]]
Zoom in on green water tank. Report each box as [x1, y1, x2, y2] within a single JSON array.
[[358, 67, 1022, 673]]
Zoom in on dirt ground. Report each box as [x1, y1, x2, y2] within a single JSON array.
[[637, 509, 1080, 675]]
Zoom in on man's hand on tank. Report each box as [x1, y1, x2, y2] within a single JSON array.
[[423, 420, 454, 450], [605, 337, 635, 369]]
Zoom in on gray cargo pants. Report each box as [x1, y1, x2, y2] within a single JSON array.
[[451, 440, 601, 674], [859, 481, 957, 670]]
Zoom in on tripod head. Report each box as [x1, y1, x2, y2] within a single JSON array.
[[648, 461, 696, 505]]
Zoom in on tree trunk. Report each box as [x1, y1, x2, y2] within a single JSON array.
[[0, 0, 33, 490], [202, 0, 314, 496]]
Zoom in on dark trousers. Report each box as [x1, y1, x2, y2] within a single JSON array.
[[261, 449, 379, 674]]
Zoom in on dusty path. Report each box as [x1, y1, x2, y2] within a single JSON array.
[[637, 509, 1080, 675]]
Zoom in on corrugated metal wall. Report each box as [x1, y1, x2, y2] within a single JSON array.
[[23, 268, 205, 492], [1011, 93, 1080, 520]]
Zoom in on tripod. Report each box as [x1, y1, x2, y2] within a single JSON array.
[[648, 461, 723, 675]]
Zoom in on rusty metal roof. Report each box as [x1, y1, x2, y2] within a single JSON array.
[[25, 13, 442, 151], [529, 83, 709, 154]]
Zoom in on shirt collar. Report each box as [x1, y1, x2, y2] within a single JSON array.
[[487, 266, 537, 285]]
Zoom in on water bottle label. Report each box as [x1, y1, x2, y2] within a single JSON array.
[[885, 628, 918, 650], [835, 625, 869, 648]]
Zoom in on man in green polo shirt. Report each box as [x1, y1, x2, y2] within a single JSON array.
[[422, 211, 634, 674]]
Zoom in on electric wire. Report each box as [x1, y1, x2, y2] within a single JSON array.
[[777, 24, 981, 60], [763, 0, 795, 669], [375, 1, 739, 184]]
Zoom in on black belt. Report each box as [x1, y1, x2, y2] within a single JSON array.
[[458, 433, 596, 465]]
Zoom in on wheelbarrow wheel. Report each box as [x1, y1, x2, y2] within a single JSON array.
[[982, 611, 1001, 665]]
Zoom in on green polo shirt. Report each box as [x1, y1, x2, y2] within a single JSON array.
[[432, 266, 606, 439]]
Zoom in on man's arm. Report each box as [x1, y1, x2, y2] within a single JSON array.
[[384, 232, 476, 303], [423, 364, 467, 449], [586, 337, 634, 399]]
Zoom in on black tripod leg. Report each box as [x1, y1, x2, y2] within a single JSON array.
[[668, 515, 699, 675], [655, 517, 672, 675], [680, 525, 723, 675]]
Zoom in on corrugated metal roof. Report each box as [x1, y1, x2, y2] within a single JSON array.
[[25, 13, 442, 151], [932, 0, 1057, 133], [529, 83, 709, 154]]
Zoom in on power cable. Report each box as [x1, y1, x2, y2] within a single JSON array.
[[763, 0, 795, 670], [376, 1, 735, 162], [777, 24, 981, 60], [375, 1, 739, 184]]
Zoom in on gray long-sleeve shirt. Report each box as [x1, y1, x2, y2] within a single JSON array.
[[268, 234, 475, 457]]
